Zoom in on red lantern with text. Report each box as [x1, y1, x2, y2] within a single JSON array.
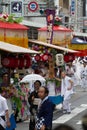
[[35, 54, 41, 61], [64, 53, 75, 62], [18, 57, 25, 69], [41, 54, 48, 61], [1, 57, 14, 68], [24, 54, 31, 68]]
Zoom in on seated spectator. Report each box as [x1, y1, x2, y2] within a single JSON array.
[[82, 114, 87, 130], [53, 124, 75, 130]]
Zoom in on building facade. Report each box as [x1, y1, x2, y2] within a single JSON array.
[[0, 0, 85, 33]]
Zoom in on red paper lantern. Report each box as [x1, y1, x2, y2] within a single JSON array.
[[1, 57, 14, 68], [35, 54, 41, 61], [1, 57, 10, 67], [24, 54, 31, 68], [18, 57, 25, 69], [41, 54, 49, 61], [64, 53, 75, 62], [14, 58, 19, 68]]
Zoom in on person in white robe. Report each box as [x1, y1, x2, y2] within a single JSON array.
[[61, 71, 73, 114], [80, 59, 87, 91], [65, 62, 77, 90]]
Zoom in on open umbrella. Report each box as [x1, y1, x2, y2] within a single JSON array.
[[20, 74, 46, 83], [20, 74, 46, 92]]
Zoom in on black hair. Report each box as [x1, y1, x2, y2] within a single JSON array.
[[0, 87, 2, 93], [34, 80, 41, 86], [54, 124, 75, 130], [41, 86, 49, 95]]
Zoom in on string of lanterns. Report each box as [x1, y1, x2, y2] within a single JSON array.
[[1, 54, 31, 69]]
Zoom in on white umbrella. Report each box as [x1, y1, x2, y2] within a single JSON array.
[[20, 74, 46, 92], [20, 74, 46, 83]]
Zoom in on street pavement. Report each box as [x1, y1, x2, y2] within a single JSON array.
[[15, 85, 87, 130]]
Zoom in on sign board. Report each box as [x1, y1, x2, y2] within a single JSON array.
[[28, 1, 38, 12], [70, 0, 75, 16], [10, 0, 23, 17], [56, 54, 64, 66]]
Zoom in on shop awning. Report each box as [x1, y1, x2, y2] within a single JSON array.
[[0, 41, 39, 54], [29, 40, 78, 53]]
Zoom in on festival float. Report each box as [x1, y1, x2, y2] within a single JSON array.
[[29, 14, 75, 105], [0, 14, 39, 127], [68, 32, 87, 57], [38, 16, 72, 46], [0, 14, 28, 48]]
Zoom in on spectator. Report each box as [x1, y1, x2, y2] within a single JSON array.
[[35, 86, 54, 130], [0, 87, 10, 130], [28, 80, 41, 130], [61, 71, 73, 114], [80, 59, 87, 91], [82, 114, 87, 130]]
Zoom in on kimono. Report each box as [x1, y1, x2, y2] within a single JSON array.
[[61, 76, 73, 113], [35, 96, 54, 130]]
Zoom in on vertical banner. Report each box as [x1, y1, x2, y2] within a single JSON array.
[[46, 9, 55, 44]]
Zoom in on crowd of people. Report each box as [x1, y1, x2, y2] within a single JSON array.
[[0, 58, 87, 130], [0, 78, 87, 130]]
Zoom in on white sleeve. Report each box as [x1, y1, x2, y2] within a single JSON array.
[[2, 99, 8, 111]]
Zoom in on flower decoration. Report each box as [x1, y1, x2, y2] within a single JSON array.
[[54, 16, 62, 26], [1, 85, 18, 98], [0, 13, 23, 23]]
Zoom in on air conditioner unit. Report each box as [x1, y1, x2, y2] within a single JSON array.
[[56, 54, 64, 66]]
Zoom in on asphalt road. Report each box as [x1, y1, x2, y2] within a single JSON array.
[[15, 85, 87, 130]]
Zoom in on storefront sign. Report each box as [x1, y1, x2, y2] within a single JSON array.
[[46, 9, 55, 44]]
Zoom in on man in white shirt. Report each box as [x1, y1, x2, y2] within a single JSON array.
[[61, 71, 73, 114], [0, 88, 10, 130]]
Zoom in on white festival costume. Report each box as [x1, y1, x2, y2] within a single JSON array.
[[61, 76, 73, 100], [0, 116, 6, 128], [61, 76, 73, 112], [0, 95, 8, 128], [80, 65, 87, 89]]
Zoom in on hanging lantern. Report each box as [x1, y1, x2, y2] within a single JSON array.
[[35, 54, 41, 61], [13, 57, 19, 68], [48, 54, 52, 60], [24, 54, 31, 68], [56, 54, 64, 66], [41, 54, 49, 61], [64, 53, 75, 62], [18, 56, 25, 69], [1, 57, 14, 68]]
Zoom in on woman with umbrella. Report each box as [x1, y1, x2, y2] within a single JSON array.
[[28, 80, 41, 130]]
